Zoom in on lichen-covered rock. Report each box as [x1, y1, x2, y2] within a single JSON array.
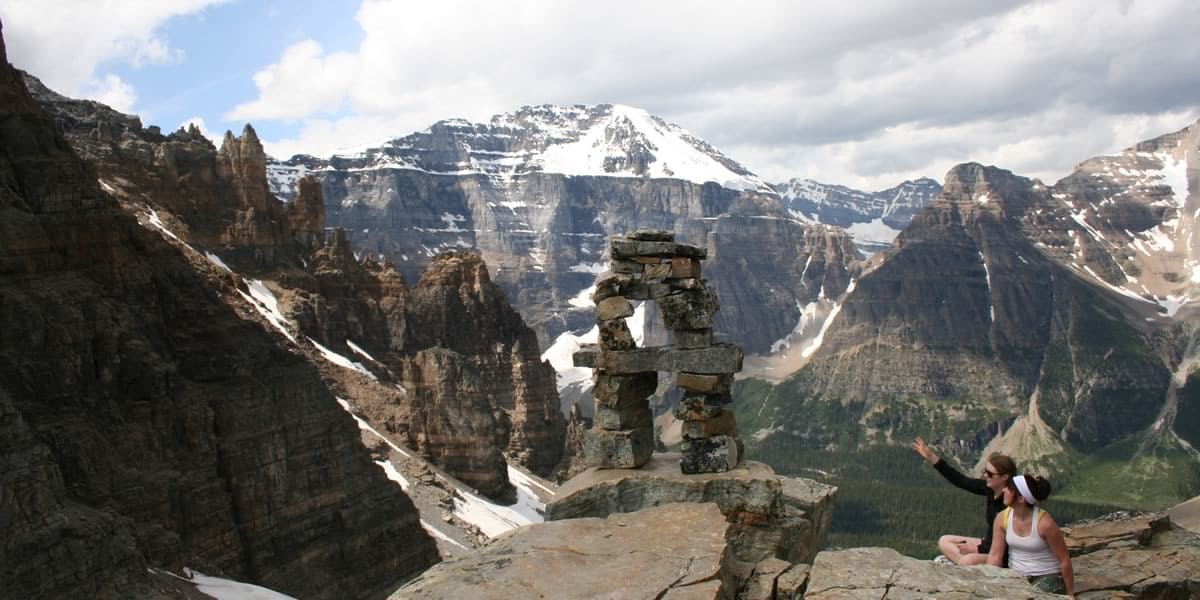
[[583, 426, 655, 468], [682, 434, 740, 473]]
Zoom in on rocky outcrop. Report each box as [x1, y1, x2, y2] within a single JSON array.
[[803, 547, 1061, 599], [22, 72, 309, 272], [403, 251, 567, 481], [1066, 512, 1200, 598], [393, 503, 737, 599], [0, 18, 438, 599], [287, 174, 325, 249], [545, 454, 837, 568]]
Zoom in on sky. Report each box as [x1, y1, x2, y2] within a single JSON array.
[[1, 0, 1198, 191]]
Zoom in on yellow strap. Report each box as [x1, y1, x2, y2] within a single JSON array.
[[1005, 507, 1048, 530]]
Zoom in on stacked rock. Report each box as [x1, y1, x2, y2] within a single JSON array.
[[574, 229, 744, 474]]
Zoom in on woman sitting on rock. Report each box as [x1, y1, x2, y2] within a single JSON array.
[[987, 474, 1075, 598], [912, 436, 1015, 565]]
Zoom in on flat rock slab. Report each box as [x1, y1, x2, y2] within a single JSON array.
[[546, 453, 782, 520], [391, 503, 732, 599], [573, 343, 743, 375], [1074, 545, 1200, 598], [805, 547, 1062, 599], [1063, 513, 1169, 555], [1167, 495, 1200, 533]]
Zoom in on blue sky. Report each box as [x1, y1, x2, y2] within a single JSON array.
[[2, 0, 1199, 190]]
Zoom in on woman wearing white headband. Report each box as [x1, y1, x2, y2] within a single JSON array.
[[987, 474, 1075, 599]]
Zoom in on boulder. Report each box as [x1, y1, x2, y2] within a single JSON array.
[[392, 503, 735, 599]]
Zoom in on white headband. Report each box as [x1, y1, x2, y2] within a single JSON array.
[[1013, 475, 1037, 505]]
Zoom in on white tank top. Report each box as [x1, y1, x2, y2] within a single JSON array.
[[1004, 507, 1061, 576]]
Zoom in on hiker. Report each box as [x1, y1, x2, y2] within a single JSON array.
[[987, 474, 1075, 598], [912, 436, 1016, 565]]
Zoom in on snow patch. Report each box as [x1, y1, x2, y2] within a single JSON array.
[[166, 568, 296, 600], [568, 285, 596, 309], [375, 459, 411, 492], [307, 337, 376, 380], [346, 339, 378, 363], [237, 280, 296, 343], [800, 280, 855, 358], [845, 218, 901, 246], [542, 326, 599, 393], [204, 251, 232, 273], [568, 262, 606, 274]]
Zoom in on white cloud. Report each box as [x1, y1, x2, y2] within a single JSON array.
[[83, 74, 137, 113], [230, 0, 1200, 188], [0, 0, 224, 100], [225, 39, 357, 121]]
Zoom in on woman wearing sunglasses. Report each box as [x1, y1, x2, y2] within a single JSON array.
[[987, 474, 1075, 598], [912, 436, 1016, 565]]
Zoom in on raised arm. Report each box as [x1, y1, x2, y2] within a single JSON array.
[[913, 437, 989, 495], [1041, 514, 1075, 598], [986, 512, 1007, 567]]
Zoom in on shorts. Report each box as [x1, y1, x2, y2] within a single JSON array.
[[1028, 574, 1065, 594]]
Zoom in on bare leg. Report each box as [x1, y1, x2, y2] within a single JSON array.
[[957, 552, 989, 565], [938, 535, 982, 564]]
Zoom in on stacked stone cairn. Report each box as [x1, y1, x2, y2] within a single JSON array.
[[573, 230, 744, 474]]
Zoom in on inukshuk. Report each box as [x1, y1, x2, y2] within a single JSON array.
[[573, 230, 744, 474]]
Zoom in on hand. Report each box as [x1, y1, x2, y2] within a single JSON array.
[[912, 436, 939, 464]]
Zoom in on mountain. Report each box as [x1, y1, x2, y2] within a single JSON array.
[[0, 20, 439, 599], [740, 121, 1200, 510], [773, 177, 943, 254], [267, 105, 868, 400]]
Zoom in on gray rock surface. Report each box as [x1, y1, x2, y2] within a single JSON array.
[[392, 503, 735, 600], [804, 547, 1061, 599], [545, 454, 835, 565], [1064, 511, 1200, 599]]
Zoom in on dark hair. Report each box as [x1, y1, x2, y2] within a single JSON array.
[[1025, 475, 1052, 501], [988, 453, 1017, 477]]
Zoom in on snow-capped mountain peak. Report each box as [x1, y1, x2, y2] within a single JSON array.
[[269, 104, 772, 194]]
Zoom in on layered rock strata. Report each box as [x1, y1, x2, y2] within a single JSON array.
[[23, 69, 566, 498], [574, 230, 744, 472], [0, 18, 438, 599], [545, 454, 836, 569]]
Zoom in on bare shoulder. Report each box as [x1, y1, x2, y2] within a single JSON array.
[[1038, 510, 1061, 533]]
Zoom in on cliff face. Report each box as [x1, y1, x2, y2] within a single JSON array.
[[0, 19, 437, 599], [25, 64, 566, 497]]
